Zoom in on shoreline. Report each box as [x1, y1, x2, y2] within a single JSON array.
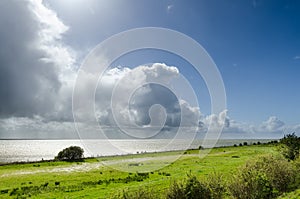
[[0, 140, 278, 166]]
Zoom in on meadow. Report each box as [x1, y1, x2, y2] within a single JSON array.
[[0, 143, 299, 198]]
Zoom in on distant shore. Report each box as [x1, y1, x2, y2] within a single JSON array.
[[0, 139, 278, 166]]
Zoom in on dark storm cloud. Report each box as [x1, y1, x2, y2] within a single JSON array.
[[0, 0, 63, 118], [0, 0, 76, 123], [129, 84, 181, 127]]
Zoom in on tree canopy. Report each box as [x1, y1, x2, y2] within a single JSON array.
[[55, 146, 84, 161]]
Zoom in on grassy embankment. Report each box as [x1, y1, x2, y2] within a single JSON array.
[[0, 144, 299, 198]]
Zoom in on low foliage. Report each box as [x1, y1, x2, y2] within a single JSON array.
[[292, 157, 300, 190], [279, 133, 300, 160], [55, 146, 84, 161], [113, 188, 154, 199], [166, 175, 211, 199], [205, 173, 226, 199], [229, 155, 296, 199]]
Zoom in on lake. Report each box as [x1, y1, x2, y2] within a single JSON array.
[[0, 139, 274, 163]]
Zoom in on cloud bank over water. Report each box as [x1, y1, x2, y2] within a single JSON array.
[[0, 61, 298, 139]]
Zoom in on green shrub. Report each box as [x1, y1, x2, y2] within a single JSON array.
[[112, 187, 154, 199], [229, 167, 273, 199], [55, 146, 84, 161], [185, 175, 211, 199], [166, 175, 211, 199], [166, 181, 185, 199], [292, 157, 300, 190], [205, 173, 226, 199], [199, 145, 204, 150], [229, 155, 296, 199], [279, 133, 300, 160], [255, 155, 295, 193]]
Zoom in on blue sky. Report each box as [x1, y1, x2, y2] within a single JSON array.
[[0, 0, 300, 139], [45, 0, 300, 124]]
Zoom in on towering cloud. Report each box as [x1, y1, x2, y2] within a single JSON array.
[[0, 0, 74, 119], [94, 63, 200, 129]]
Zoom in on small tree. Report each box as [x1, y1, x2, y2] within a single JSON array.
[[279, 133, 300, 160], [55, 146, 84, 161]]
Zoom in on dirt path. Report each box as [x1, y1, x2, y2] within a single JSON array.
[[1, 154, 200, 177], [1, 162, 103, 177]]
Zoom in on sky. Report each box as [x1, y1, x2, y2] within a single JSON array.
[[0, 0, 300, 139]]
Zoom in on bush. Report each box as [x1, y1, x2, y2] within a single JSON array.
[[269, 140, 279, 144], [255, 155, 295, 193], [230, 169, 273, 199], [166, 175, 211, 199], [55, 146, 84, 161], [113, 187, 154, 199], [229, 155, 296, 199], [205, 173, 226, 199], [185, 175, 211, 199], [279, 133, 300, 160], [166, 181, 185, 199], [198, 145, 204, 150], [292, 157, 300, 190]]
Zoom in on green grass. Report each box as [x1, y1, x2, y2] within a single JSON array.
[[0, 144, 278, 198], [279, 189, 300, 199]]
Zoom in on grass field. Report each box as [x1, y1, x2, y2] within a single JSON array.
[[0, 144, 299, 198]]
